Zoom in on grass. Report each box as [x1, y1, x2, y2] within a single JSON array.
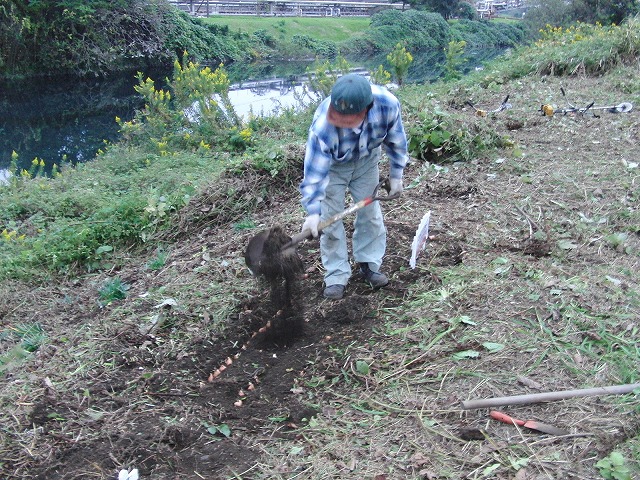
[[0, 145, 227, 279], [202, 15, 371, 43]]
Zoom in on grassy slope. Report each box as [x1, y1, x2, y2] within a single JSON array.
[[202, 15, 371, 42]]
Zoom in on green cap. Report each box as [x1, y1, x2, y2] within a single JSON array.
[[330, 74, 373, 115], [327, 74, 373, 128]]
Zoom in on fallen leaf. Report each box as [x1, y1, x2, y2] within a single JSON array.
[[482, 342, 505, 353], [418, 470, 437, 480], [410, 452, 429, 467], [452, 350, 480, 360], [517, 375, 542, 390]]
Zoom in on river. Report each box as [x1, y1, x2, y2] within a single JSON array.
[[0, 48, 503, 178]]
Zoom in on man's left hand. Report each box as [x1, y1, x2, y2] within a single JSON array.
[[389, 178, 403, 197]]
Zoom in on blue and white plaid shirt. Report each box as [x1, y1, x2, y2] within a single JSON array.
[[300, 85, 408, 215]]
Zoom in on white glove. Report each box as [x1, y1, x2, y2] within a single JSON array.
[[389, 178, 403, 197], [302, 214, 321, 238]]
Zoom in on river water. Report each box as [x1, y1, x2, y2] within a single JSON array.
[[0, 48, 502, 178]]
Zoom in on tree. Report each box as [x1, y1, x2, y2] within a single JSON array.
[[386, 42, 413, 85], [524, 0, 573, 32], [410, 0, 461, 19], [457, 1, 478, 20], [525, 0, 639, 29], [569, 0, 639, 25], [444, 40, 466, 81]]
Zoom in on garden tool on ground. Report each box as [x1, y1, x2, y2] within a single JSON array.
[[466, 95, 512, 117], [489, 410, 569, 436], [541, 87, 633, 116]]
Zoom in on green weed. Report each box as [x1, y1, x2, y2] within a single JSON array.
[[147, 248, 169, 270], [98, 277, 130, 304], [0, 323, 46, 373], [0, 145, 225, 280], [596, 451, 633, 480], [233, 218, 256, 231], [407, 107, 509, 162]]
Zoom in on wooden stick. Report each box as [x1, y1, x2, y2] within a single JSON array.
[[462, 383, 640, 410]]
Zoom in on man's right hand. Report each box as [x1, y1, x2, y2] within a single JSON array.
[[302, 214, 321, 238]]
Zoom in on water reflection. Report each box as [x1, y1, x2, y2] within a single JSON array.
[[228, 78, 307, 119], [0, 48, 504, 178], [0, 71, 161, 175]]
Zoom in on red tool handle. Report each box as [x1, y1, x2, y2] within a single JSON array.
[[490, 410, 526, 426]]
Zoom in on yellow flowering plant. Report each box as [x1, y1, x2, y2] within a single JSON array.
[[120, 52, 246, 154]]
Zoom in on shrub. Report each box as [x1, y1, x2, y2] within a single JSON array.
[[291, 35, 338, 58], [0, 0, 248, 77], [407, 108, 509, 163], [118, 56, 244, 154], [387, 43, 413, 85], [450, 19, 527, 47], [353, 10, 451, 53], [444, 40, 467, 81]]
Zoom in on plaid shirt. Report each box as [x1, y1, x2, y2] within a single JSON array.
[[300, 85, 408, 215]]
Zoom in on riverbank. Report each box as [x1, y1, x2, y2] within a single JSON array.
[[205, 11, 527, 60], [0, 1, 250, 78], [1, 3, 526, 80], [1, 18, 639, 479]]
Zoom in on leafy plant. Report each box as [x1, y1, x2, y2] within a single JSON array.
[[204, 422, 232, 438], [0, 323, 46, 373], [99, 277, 130, 304], [369, 64, 391, 86], [305, 56, 352, 101], [9, 323, 45, 353], [233, 218, 256, 231], [444, 40, 467, 81], [120, 56, 242, 154], [407, 110, 454, 160], [604, 232, 629, 252], [407, 108, 509, 162], [386, 42, 413, 86], [596, 451, 632, 480], [355, 360, 370, 375], [147, 248, 169, 270]]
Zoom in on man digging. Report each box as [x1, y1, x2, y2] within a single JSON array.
[[300, 74, 409, 300]]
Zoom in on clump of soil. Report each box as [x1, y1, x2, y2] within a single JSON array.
[[251, 226, 305, 340]]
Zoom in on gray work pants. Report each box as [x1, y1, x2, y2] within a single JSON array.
[[320, 149, 386, 287]]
